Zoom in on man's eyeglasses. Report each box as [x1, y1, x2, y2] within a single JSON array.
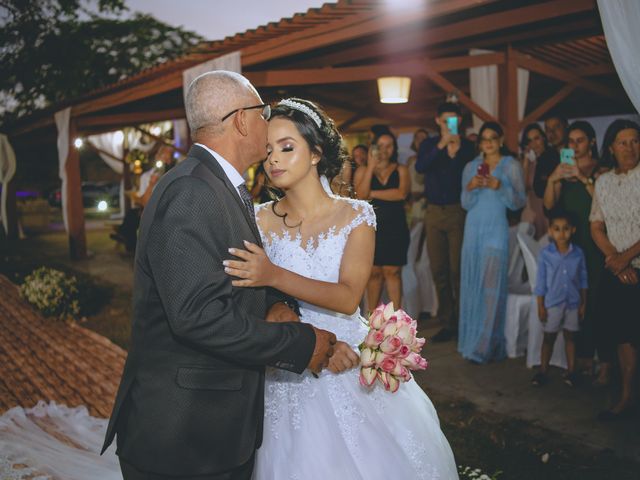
[[221, 104, 271, 122]]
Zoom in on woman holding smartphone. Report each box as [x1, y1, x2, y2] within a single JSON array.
[[458, 122, 526, 363], [354, 131, 410, 311], [543, 121, 609, 386]]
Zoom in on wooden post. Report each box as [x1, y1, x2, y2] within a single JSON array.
[[5, 178, 18, 241], [65, 118, 87, 260], [122, 129, 131, 212], [501, 46, 520, 153]]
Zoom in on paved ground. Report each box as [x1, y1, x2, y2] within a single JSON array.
[[415, 322, 639, 462], [3, 222, 639, 465]]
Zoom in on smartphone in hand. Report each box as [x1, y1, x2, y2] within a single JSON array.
[[560, 148, 575, 166], [446, 116, 459, 136], [477, 163, 489, 177]]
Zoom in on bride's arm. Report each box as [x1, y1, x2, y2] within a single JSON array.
[[224, 225, 374, 315]]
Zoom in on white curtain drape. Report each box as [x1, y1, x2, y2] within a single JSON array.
[[0, 134, 17, 235], [87, 132, 124, 175], [55, 107, 71, 232], [597, 0, 640, 113], [469, 49, 530, 132], [182, 51, 242, 102], [86, 130, 159, 217]]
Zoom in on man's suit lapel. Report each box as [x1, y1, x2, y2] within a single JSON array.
[[188, 145, 262, 244]]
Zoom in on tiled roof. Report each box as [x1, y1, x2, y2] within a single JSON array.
[[0, 275, 126, 418]]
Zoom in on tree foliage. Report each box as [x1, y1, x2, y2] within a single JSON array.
[[0, 0, 202, 125]]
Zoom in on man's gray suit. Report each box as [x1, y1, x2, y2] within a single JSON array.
[[102, 145, 316, 477]]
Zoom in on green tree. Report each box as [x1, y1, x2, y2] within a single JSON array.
[[0, 0, 202, 125]]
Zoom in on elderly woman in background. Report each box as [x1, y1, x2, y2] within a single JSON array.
[[520, 123, 549, 238], [543, 120, 608, 385], [458, 122, 526, 363], [355, 130, 410, 311], [590, 119, 640, 421]]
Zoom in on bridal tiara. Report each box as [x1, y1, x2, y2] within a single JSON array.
[[278, 99, 322, 129]]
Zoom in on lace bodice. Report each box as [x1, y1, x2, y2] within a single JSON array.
[[256, 197, 375, 346]]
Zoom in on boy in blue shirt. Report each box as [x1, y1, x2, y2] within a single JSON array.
[[532, 211, 588, 387]]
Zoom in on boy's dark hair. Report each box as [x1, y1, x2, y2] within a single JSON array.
[[548, 209, 575, 227], [437, 102, 461, 117]]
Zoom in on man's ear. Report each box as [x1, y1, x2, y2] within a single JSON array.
[[234, 109, 249, 137]]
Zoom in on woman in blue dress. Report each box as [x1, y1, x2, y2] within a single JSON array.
[[458, 122, 526, 363]]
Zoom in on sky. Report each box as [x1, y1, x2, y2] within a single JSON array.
[[123, 0, 335, 41]]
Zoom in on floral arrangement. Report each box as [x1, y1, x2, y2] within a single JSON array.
[[20, 267, 81, 321], [358, 303, 427, 393]]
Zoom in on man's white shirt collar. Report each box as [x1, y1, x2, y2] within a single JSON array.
[[195, 143, 245, 197]]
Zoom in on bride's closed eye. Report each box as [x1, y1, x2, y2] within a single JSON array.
[[281, 144, 294, 152]]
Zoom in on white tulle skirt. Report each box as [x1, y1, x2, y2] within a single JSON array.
[[0, 401, 121, 480], [254, 365, 459, 480]]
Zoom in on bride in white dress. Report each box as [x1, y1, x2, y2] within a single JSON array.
[[223, 98, 458, 480]]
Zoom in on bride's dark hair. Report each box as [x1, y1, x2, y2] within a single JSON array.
[[270, 98, 347, 180]]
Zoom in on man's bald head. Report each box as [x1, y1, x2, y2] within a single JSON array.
[[185, 71, 260, 140]]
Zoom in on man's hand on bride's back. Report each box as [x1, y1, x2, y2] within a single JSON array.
[[327, 341, 360, 374], [224, 240, 276, 287]]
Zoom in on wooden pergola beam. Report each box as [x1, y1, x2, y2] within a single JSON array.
[[519, 84, 576, 129], [502, 46, 519, 152], [247, 53, 505, 87], [64, 118, 87, 260], [297, 0, 596, 70], [77, 108, 185, 132], [240, 0, 502, 67], [422, 65, 497, 124], [515, 52, 618, 99]]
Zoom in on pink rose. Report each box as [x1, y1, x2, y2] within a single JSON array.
[[401, 352, 428, 370], [379, 354, 397, 373], [359, 367, 377, 387], [369, 307, 385, 329], [382, 302, 395, 321], [391, 362, 412, 381], [386, 373, 400, 393], [396, 324, 413, 345], [380, 335, 402, 355], [382, 321, 399, 337], [411, 336, 426, 353], [360, 347, 376, 367], [364, 329, 384, 348], [397, 344, 411, 358]]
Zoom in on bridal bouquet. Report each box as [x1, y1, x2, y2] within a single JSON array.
[[358, 303, 427, 393]]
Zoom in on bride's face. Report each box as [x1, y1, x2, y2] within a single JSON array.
[[265, 117, 320, 189]]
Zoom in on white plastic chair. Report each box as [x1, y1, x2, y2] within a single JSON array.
[[518, 232, 567, 369], [504, 223, 533, 358], [401, 221, 438, 319]]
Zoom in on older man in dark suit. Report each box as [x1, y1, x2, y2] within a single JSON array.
[[102, 71, 336, 480]]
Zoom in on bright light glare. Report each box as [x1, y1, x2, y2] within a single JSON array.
[[97, 200, 108, 211], [74, 138, 83, 148], [155, 160, 164, 169], [114, 131, 124, 143], [150, 125, 162, 136]]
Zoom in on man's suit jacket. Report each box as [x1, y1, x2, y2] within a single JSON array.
[[102, 145, 316, 476]]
